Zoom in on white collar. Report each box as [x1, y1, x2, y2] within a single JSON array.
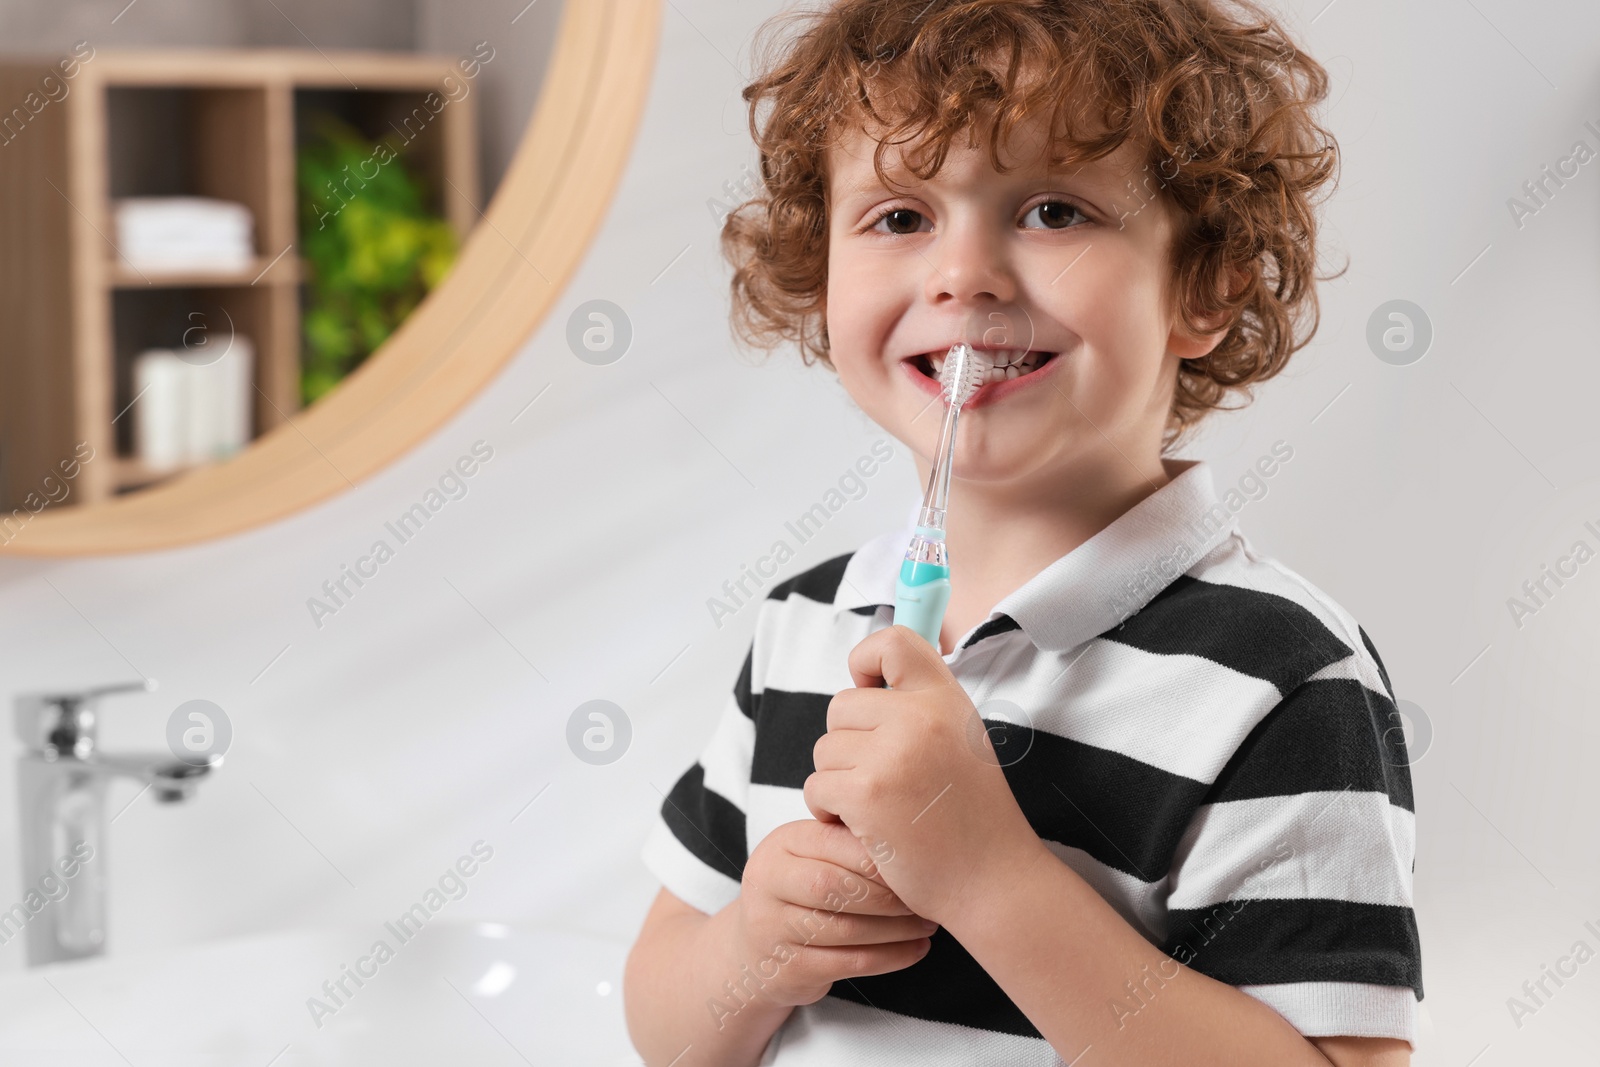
[[830, 458, 1238, 652]]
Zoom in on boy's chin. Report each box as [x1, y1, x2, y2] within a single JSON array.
[[914, 442, 1052, 485], [949, 456, 1044, 485]]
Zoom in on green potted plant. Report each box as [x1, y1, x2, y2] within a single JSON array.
[[296, 111, 457, 405]]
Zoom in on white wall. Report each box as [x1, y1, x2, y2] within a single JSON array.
[[1, 1, 1598, 1064]]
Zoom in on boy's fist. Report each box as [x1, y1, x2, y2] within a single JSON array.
[[732, 819, 938, 1008], [805, 623, 1048, 926]]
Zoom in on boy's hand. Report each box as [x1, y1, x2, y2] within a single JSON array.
[[733, 818, 938, 1008], [804, 624, 1049, 928]]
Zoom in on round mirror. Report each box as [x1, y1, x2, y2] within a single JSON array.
[[0, 0, 658, 555]]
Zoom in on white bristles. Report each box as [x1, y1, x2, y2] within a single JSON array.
[[937, 343, 988, 407]]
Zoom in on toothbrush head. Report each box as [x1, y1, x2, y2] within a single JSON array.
[[938, 342, 988, 408]]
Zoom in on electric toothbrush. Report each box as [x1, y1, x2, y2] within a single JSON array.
[[891, 342, 989, 653]]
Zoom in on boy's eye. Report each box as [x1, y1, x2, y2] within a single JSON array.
[[1022, 199, 1088, 230], [864, 199, 1089, 236], [869, 207, 930, 236]]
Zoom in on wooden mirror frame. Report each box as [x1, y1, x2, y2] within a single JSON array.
[[0, 0, 660, 557]]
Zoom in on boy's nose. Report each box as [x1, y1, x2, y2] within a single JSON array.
[[925, 224, 1019, 307]]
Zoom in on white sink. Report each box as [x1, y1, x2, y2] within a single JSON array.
[[0, 920, 644, 1065]]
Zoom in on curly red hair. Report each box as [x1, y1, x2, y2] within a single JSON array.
[[721, 0, 1343, 452]]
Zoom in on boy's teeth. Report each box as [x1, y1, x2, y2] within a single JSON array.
[[927, 349, 1047, 382]]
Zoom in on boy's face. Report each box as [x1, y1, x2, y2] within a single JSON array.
[[824, 108, 1225, 490]]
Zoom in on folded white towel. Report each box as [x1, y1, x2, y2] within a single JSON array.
[[114, 197, 255, 272], [133, 350, 187, 471], [211, 335, 254, 458], [133, 336, 255, 471]]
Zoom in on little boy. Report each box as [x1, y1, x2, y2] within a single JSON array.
[[626, 1, 1422, 1065]]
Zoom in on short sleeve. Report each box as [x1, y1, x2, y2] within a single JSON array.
[[639, 637, 758, 916], [1161, 633, 1423, 1045]]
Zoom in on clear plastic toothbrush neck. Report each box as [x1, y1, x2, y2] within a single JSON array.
[[918, 392, 963, 531]]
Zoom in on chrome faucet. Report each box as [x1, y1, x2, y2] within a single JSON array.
[[10, 679, 217, 965]]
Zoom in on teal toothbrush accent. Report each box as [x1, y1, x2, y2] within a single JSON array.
[[894, 554, 951, 650]]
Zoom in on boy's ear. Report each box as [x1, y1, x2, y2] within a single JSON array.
[[1167, 263, 1249, 360]]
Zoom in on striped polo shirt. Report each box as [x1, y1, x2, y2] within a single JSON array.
[[640, 457, 1422, 1064]]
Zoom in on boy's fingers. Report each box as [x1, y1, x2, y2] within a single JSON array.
[[804, 937, 934, 979], [770, 858, 916, 919], [794, 818, 894, 886], [779, 905, 936, 949], [773, 820, 911, 915], [847, 624, 949, 692]]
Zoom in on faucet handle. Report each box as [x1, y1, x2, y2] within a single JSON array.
[[71, 679, 158, 705], [13, 678, 157, 755]]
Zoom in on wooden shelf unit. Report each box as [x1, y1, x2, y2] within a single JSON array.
[[0, 48, 479, 510]]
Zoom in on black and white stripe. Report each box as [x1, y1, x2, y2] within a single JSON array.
[[641, 462, 1421, 1063]]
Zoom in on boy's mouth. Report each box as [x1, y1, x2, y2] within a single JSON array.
[[906, 348, 1058, 384]]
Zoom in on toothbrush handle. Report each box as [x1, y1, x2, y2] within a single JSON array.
[[892, 557, 950, 653]]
